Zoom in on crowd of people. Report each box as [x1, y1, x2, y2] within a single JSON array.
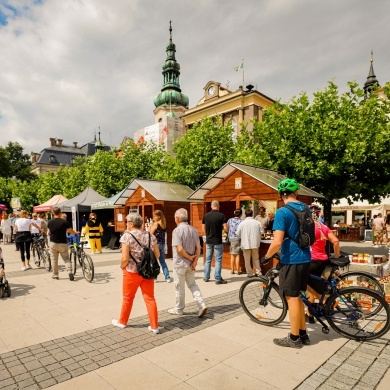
[[2, 179, 379, 349]]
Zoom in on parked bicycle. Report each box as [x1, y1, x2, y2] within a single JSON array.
[[31, 235, 51, 271], [240, 254, 390, 341], [69, 238, 94, 282]]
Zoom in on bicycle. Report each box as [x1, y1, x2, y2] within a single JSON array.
[[239, 255, 390, 341], [264, 254, 384, 296], [69, 239, 94, 282], [31, 235, 51, 272]]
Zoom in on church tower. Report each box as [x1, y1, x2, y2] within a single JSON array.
[[153, 21, 189, 122], [364, 51, 380, 99]]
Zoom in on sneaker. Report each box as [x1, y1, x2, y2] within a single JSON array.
[[168, 308, 183, 315], [68, 273, 74, 281], [147, 326, 160, 334], [203, 278, 209, 282], [300, 333, 311, 345], [374, 245, 379, 248], [112, 319, 126, 329], [273, 334, 303, 349], [21, 266, 27, 271], [26, 265, 31, 270], [198, 305, 208, 318], [215, 278, 228, 285], [247, 274, 255, 278], [52, 275, 59, 280], [166, 278, 171, 283]]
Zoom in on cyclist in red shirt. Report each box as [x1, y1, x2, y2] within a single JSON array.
[[306, 205, 340, 323]]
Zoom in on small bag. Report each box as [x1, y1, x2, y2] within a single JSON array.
[[129, 232, 160, 279]]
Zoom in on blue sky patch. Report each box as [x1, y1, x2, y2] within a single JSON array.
[[0, 0, 44, 26]]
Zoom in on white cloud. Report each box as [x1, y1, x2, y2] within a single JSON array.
[[0, 0, 389, 153]]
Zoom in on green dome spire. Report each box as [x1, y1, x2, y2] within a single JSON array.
[[153, 21, 189, 109]]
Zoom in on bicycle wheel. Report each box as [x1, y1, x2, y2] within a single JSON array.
[[337, 271, 384, 295], [41, 249, 51, 272], [239, 276, 287, 326], [325, 287, 390, 341], [70, 250, 77, 275], [32, 243, 40, 267], [82, 253, 94, 282]]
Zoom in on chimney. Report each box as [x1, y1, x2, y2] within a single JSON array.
[[57, 139, 63, 147], [49, 138, 56, 147], [73, 141, 78, 148]]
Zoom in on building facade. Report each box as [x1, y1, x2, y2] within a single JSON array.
[[30, 133, 110, 175]]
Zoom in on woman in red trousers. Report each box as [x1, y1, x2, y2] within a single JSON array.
[[112, 213, 160, 333]]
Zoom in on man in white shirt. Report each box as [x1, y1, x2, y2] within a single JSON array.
[[237, 209, 263, 277], [255, 206, 269, 230]]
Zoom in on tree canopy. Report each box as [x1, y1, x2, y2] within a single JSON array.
[[1, 80, 390, 221], [235, 81, 390, 223]]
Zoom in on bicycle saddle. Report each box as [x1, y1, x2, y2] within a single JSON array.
[[329, 256, 350, 267]]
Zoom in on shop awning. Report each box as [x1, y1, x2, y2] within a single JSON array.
[[187, 161, 324, 200], [91, 191, 124, 210], [33, 194, 68, 212], [332, 197, 390, 212]]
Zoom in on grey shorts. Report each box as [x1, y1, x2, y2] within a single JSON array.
[[229, 237, 241, 255]]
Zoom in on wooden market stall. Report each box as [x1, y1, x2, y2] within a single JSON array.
[[188, 162, 324, 273], [113, 179, 200, 258]]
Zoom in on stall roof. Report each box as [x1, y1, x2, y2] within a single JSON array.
[[91, 191, 124, 210], [56, 186, 106, 212], [187, 161, 324, 200], [113, 179, 199, 205], [33, 194, 68, 212]]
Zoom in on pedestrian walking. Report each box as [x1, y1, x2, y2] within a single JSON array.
[[47, 207, 79, 280], [112, 213, 161, 333], [167, 208, 208, 317]]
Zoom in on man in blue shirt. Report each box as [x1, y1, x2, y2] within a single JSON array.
[[262, 178, 311, 348]]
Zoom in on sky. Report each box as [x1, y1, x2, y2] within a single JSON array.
[[0, 0, 389, 155]]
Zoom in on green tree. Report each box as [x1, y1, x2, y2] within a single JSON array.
[[235, 81, 390, 224], [0, 142, 34, 181], [165, 117, 235, 188]]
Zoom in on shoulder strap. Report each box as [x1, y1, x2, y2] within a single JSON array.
[[280, 204, 300, 244], [128, 232, 144, 264]]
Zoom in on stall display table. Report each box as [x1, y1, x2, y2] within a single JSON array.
[[348, 261, 390, 278], [336, 227, 360, 242]]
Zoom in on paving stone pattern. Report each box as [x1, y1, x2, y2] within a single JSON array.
[[0, 289, 243, 389], [296, 339, 390, 390], [7, 259, 118, 279], [2, 277, 390, 389]]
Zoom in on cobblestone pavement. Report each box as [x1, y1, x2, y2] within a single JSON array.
[[296, 338, 390, 390], [0, 289, 243, 389], [1, 278, 389, 389]]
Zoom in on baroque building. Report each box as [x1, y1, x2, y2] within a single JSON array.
[[30, 133, 110, 175]]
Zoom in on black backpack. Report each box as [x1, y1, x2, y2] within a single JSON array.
[[282, 204, 316, 248], [129, 232, 160, 279]]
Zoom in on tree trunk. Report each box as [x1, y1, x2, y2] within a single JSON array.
[[323, 199, 333, 227]]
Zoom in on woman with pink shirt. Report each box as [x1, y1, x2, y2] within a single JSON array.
[[306, 205, 340, 323]]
